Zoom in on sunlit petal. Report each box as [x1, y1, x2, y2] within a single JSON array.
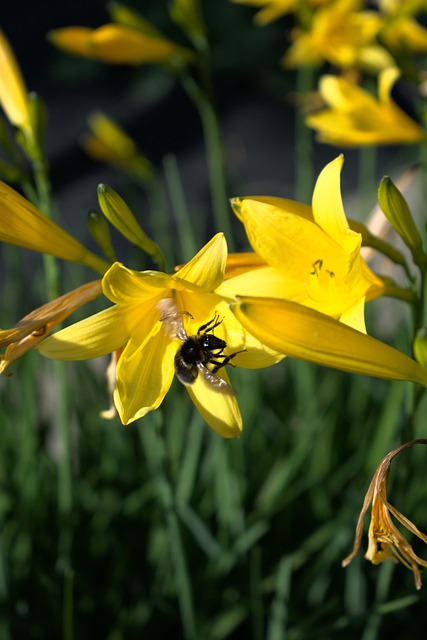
[[217, 265, 308, 305], [224, 252, 267, 279], [174, 233, 227, 291], [233, 296, 427, 386], [102, 262, 174, 304], [338, 296, 367, 333], [114, 320, 176, 424], [0, 182, 109, 274], [38, 305, 132, 360], [0, 29, 31, 131], [312, 155, 361, 257], [230, 197, 340, 278], [186, 369, 242, 438]]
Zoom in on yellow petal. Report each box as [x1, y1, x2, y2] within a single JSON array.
[[306, 71, 427, 146], [38, 305, 131, 360], [0, 280, 102, 346], [217, 265, 309, 304], [232, 296, 427, 386], [0, 182, 109, 274], [224, 251, 267, 279], [186, 369, 242, 438], [231, 195, 313, 223], [0, 29, 31, 131], [338, 296, 367, 332], [174, 233, 227, 291], [102, 262, 173, 304], [231, 197, 341, 278], [0, 280, 103, 374], [114, 321, 176, 424], [312, 155, 360, 257], [378, 67, 401, 105], [317, 74, 377, 112]]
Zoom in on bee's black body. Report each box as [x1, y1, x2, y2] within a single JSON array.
[[158, 298, 245, 390], [174, 330, 228, 385]]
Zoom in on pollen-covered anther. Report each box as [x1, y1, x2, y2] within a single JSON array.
[[311, 259, 323, 276]]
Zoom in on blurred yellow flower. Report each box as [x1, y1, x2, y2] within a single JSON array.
[[379, 1, 427, 54], [83, 112, 153, 182], [306, 68, 427, 146], [384, 18, 427, 53], [282, 0, 394, 72], [38, 234, 281, 437], [48, 24, 194, 66], [0, 29, 31, 134], [218, 155, 385, 333], [0, 181, 110, 274], [230, 0, 329, 25], [0, 280, 102, 374], [343, 440, 427, 590]]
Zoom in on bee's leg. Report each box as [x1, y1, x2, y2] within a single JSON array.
[[211, 349, 247, 373], [197, 313, 224, 334]]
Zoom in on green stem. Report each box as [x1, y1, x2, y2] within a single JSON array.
[[31, 152, 74, 633], [62, 567, 74, 640], [382, 280, 418, 305], [198, 97, 234, 246], [295, 65, 315, 202], [178, 71, 234, 249], [163, 153, 199, 261], [143, 173, 174, 271], [32, 156, 60, 298]]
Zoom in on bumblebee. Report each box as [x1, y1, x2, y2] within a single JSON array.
[[158, 298, 245, 390]]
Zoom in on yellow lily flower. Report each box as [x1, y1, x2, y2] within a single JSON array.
[[232, 296, 427, 386], [343, 440, 427, 590], [38, 234, 281, 438], [0, 29, 31, 134], [48, 24, 194, 66], [218, 156, 385, 333], [0, 181, 110, 274], [282, 0, 394, 72], [306, 68, 427, 146], [0, 280, 102, 374], [379, 0, 427, 54]]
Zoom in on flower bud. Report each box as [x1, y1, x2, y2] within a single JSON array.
[[97, 183, 165, 269], [378, 175, 425, 267], [87, 211, 116, 263], [414, 327, 427, 370]]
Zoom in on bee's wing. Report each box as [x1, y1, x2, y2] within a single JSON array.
[[158, 298, 188, 342], [198, 363, 234, 394]]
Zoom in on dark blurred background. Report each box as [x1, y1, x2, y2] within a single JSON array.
[[1, 0, 376, 252]]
